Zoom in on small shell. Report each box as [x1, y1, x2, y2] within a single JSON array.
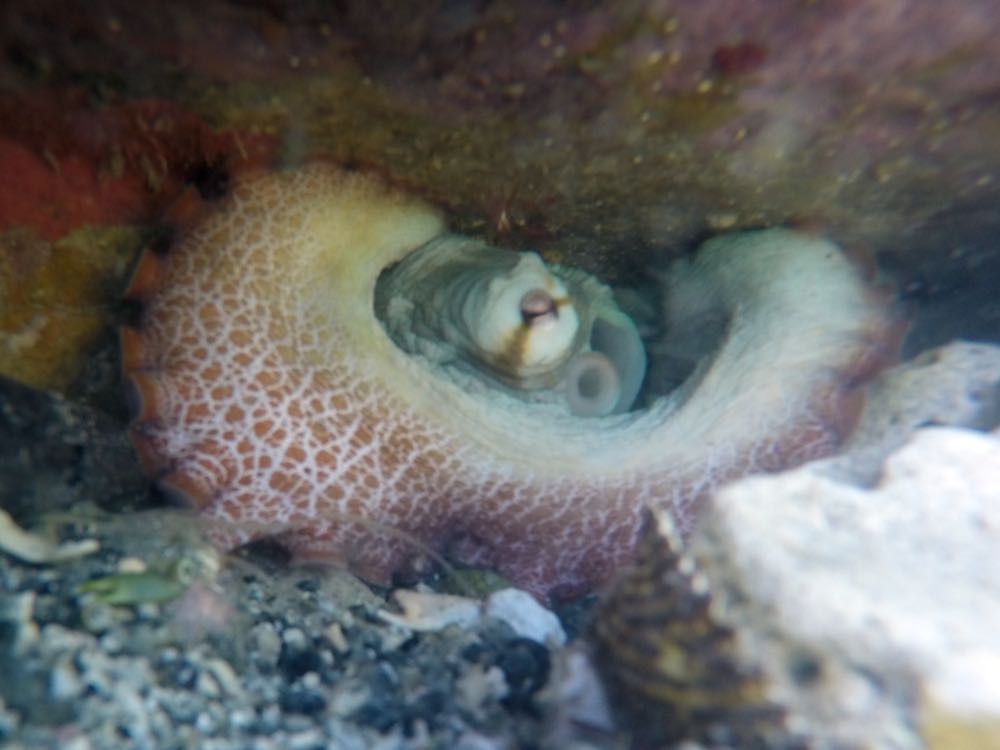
[[0, 509, 98, 564], [591, 508, 792, 748]]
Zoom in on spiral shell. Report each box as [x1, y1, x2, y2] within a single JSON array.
[[592, 508, 793, 748]]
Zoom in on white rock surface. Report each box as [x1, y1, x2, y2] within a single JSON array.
[[816, 340, 1000, 484], [693, 427, 1000, 749], [484, 588, 567, 647]]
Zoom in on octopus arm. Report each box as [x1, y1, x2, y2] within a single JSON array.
[[123, 164, 897, 601]]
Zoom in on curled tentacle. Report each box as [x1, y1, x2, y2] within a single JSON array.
[[122, 164, 898, 600]]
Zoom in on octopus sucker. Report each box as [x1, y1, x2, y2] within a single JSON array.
[[122, 163, 896, 601]]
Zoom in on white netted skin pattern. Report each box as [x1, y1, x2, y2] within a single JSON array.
[[125, 164, 892, 600]]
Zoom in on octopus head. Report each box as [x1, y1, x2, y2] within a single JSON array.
[[377, 236, 647, 417], [460, 252, 581, 380]]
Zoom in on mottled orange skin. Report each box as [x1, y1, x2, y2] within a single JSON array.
[[123, 164, 897, 601]]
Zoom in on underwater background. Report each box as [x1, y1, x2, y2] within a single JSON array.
[[1, 2, 999, 748]]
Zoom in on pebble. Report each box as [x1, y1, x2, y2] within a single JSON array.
[[282, 626, 309, 652], [47, 656, 81, 701], [78, 598, 120, 634], [195, 710, 219, 734], [227, 706, 256, 731], [113, 683, 150, 739], [281, 683, 328, 716], [0, 591, 34, 627], [456, 665, 508, 717], [484, 588, 566, 647], [98, 631, 123, 654], [196, 669, 221, 699], [0, 698, 20, 738], [162, 691, 200, 724], [495, 638, 551, 711], [452, 731, 511, 750], [204, 657, 243, 697], [329, 683, 370, 718], [324, 622, 350, 654], [287, 728, 326, 750], [249, 621, 282, 669], [258, 703, 283, 734]]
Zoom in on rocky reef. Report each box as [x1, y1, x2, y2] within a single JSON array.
[[0, 2, 999, 748], [2, 0, 999, 390]]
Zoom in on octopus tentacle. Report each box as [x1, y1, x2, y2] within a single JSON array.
[[122, 163, 896, 601]]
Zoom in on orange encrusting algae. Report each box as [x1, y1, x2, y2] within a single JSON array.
[[122, 163, 898, 601]]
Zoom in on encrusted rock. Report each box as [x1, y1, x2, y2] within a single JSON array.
[[816, 340, 1000, 484], [594, 426, 1000, 749]]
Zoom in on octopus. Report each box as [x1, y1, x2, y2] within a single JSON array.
[[122, 163, 897, 601]]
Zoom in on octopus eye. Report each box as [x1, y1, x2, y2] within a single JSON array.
[[520, 288, 558, 328]]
